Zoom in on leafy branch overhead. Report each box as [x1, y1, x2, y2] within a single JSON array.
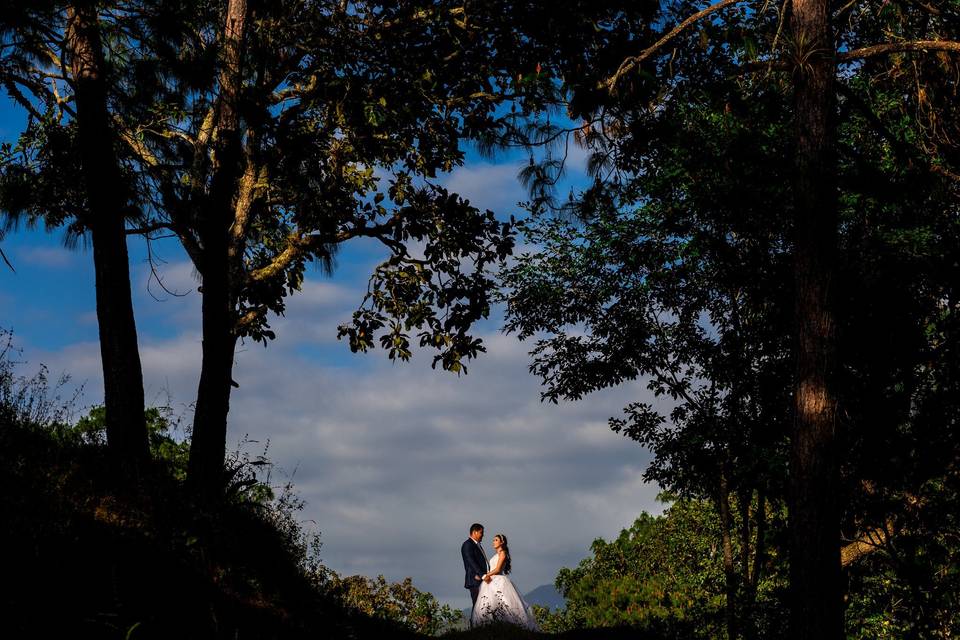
[[339, 184, 514, 373]]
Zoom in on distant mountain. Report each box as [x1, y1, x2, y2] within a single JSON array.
[[523, 584, 565, 610]]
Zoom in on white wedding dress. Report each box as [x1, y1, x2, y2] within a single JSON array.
[[471, 552, 539, 630]]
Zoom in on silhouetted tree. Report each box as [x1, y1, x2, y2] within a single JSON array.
[[503, 1, 960, 637], [107, 0, 522, 496], [1, 1, 152, 472], [3, 1, 526, 496]]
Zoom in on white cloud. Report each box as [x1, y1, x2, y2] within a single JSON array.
[[443, 162, 528, 214], [76, 311, 98, 326], [11, 189, 664, 609], [223, 326, 660, 605], [16, 245, 78, 269], [33, 316, 663, 607]]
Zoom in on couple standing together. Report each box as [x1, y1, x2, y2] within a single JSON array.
[[460, 523, 539, 630]]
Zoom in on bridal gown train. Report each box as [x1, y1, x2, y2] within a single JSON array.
[[470, 555, 539, 630]]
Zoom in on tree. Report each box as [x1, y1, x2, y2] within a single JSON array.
[[64, 1, 152, 471], [106, 0, 520, 495], [502, 2, 960, 636], [323, 573, 462, 636], [831, 8, 960, 628], [73, 405, 190, 479], [0, 1, 158, 473], [502, 68, 795, 637], [3, 1, 524, 496], [541, 497, 788, 638], [786, 0, 841, 633]]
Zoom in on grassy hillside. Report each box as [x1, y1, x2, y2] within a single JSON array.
[[0, 412, 422, 639]]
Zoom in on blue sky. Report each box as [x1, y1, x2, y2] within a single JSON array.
[[1, 93, 664, 607]]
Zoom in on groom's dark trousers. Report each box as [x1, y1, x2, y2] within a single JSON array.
[[461, 538, 486, 611]]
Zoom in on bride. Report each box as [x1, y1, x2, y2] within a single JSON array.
[[471, 534, 539, 630]]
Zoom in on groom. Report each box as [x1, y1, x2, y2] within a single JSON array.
[[461, 523, 489, 614]]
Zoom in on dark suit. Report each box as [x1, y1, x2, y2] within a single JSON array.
[[461, 538, 487, 607]]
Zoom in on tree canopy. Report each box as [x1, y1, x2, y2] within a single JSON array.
[[501, 0, 960, 637]]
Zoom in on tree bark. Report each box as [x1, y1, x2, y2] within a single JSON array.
[[739, 489, 751, 588], [187, 244, 239, 495], [186, 0, 248, 497], [66, 2, 149, 472], [743, 491, 766, 640], [789, 0, 842, 637], [718, 469, 740, 640], [840, 520, 895, 567]]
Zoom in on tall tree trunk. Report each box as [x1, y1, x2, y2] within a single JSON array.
[[743, 491, 766, 640], [789, 0, 841, 637], [739, 489, 751, 586], [737, 488, 752, 636], [186, 0, 248, 497], [187, 246, 238, 495], [718, 469, 740, 640], [66, 2, 149, 473]]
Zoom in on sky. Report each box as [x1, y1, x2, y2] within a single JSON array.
[[0, 97, 666, 607]]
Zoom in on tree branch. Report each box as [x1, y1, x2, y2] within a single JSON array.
[[931, 163, 960, 185], [126, 221, 172, 235], [839, 40, 960, 62], [607, 0, 748, 91], [191, 104, 217, 180], [246, 221, 396, 284], [0, 246, 15, 272], [234, 304, 268, 331], [2, 77, 48, 120], [117, 122, 160, 168], [840, 520, 896, 567], [903, 0, 944, 15], [229, 132, 261, 248], [176, 228, 204, 271]]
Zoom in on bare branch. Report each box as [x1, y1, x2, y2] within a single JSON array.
[[126, 221, 172, 235], [607, 0, 748, 91], [840, 520, 896, 567], [145, 236, 191, 301], [117, 122, 161, 168], [839, 40, 960, 62], [0, 246, 15, 272]]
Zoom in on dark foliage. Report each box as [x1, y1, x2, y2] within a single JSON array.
[[0, 337, 419, 638]]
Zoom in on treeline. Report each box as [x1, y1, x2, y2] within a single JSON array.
[[2, 2, 959, 640], [537, 495, 959, 638]]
